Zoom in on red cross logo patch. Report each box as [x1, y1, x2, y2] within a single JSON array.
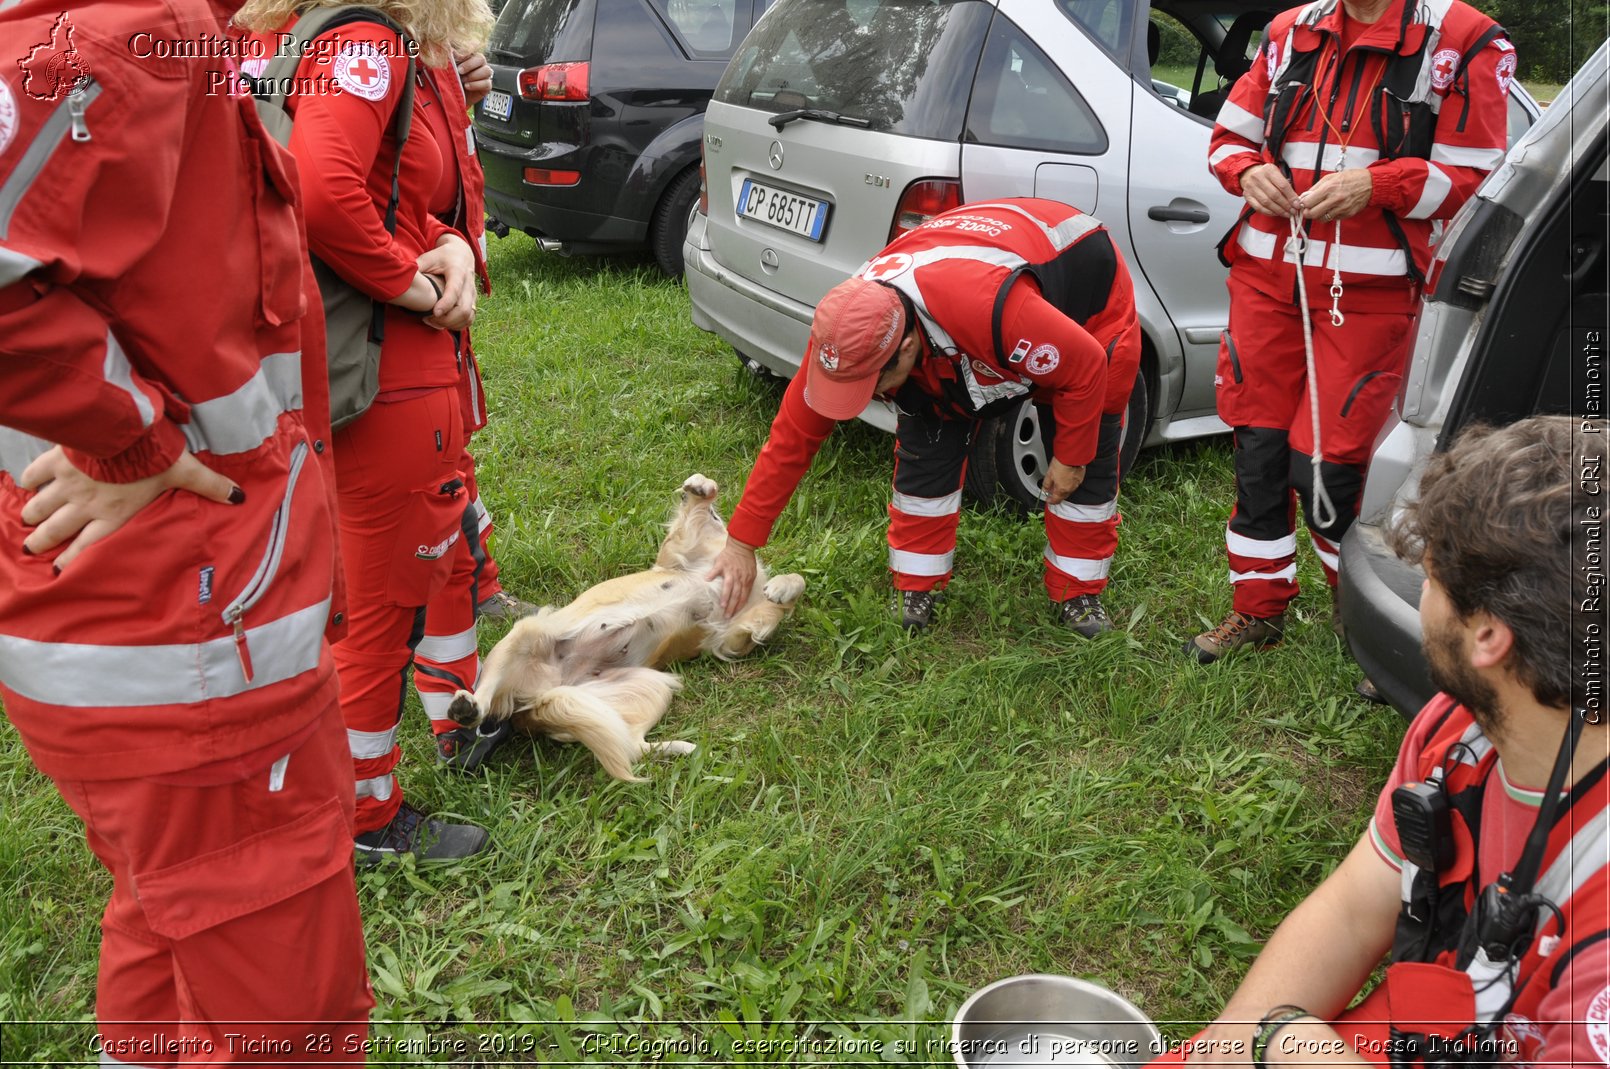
[[1430, 47, 1461, 90], [861, 253, 914, 283], [334, 42, 391, 102]]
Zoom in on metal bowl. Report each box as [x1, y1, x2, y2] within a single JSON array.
[[950, 974, 1163, 1068]]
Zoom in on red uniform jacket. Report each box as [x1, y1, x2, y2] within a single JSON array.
[[243, 19, 463, 394], [729, 199, 1139, 548], [0, 0, 342, 778], [1208, 0, 1511, 312]]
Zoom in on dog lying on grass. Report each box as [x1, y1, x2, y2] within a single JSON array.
[[446, 474, 806, 781]]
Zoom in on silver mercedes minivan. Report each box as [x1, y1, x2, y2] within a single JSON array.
[[684, 0, 1539, 510]]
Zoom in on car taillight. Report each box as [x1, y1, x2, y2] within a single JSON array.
[[523, 168, 581, 186], [889, 178, 962, 241], [698, 145, 708, 216], [517, 62, 589, 101]]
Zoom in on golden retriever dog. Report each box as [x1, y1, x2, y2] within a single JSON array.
[[445, 474, 805, 781]]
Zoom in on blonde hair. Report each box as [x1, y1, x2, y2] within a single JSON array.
[[234, 0, 494, 66]]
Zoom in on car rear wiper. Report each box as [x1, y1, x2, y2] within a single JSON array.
[[768, 108, 872, 130]]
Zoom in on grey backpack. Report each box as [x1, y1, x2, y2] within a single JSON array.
[[252, 6, 416, 430]]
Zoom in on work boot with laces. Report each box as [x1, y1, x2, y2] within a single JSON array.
[[353, 801, 490, 866], [1057, 594, 1112, 638], [896, 589, 940, 630], [1184, 610, 1286, 664], [435, 716, 514, 774]]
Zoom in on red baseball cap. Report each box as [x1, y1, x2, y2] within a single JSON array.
[[802, 277, 908, 420]]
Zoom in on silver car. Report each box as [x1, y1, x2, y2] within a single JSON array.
[[1340, 40, 1609, 716], [685, 0, 1539, 510]]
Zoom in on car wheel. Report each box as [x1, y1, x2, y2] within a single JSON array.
[[964, 365, 1151, 515], [650, 168, 701, 276]]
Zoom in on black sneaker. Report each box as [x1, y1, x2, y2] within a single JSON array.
[[476, 590, 538, 621], [435, 717, 514, 774], [1057, 594, 1112, 638], [354, 801, 490, 866], [896, 589, 940, 630]]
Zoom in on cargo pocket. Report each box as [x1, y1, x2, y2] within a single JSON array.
[[239, 103, 306, 328], [1330, 368, 1403, 464], [133, 797, 352, 943], [383, 475, 468, 607], [1214, 328, 1251, 426]]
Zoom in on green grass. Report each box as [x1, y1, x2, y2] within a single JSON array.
[[0, 239, 1405, 1064]]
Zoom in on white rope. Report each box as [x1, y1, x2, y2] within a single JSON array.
[[1289, 211, 1339, 531]]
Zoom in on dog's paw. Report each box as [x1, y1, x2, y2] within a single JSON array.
[[764, 573, 806, 606], [680, 473, 718, 501], [446, 689, 482, 727], [649, 739, 698, 758]]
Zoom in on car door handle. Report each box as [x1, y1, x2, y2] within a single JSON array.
[[1148, 206, 1211, 224]]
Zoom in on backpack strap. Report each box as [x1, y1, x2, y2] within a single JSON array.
[[252, 6, 417, 341]]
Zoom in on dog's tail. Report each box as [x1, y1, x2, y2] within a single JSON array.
[[536, 670, 680, 782]]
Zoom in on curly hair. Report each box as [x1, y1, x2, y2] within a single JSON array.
[[234, 0, 493, 66], [1388, 415, 1606, 710]]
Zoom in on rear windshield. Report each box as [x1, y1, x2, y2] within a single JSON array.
[[715, 0, 992, 139], [489, 0, 595, 64]]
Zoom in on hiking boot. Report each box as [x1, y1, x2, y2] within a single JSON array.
[[1183, 610, 1286, 664], [435, 716, 514, 774], [476, 590, 537, 621], [1057, 594, 1112, 638], [354, 801, 490, 867], [896, 589, 940, 630]]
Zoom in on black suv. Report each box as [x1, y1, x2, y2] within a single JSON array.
[[475, 0, 769, 273]]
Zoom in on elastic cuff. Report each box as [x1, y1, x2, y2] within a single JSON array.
[[62, 419, 186, 484]]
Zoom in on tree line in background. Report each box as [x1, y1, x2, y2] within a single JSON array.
[[1474, 0, 1607, 84]]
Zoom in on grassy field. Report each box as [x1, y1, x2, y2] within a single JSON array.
[[0, 238, 1406, 1064]]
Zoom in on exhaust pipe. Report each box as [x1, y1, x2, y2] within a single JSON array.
[[535, 237, 565, 253]]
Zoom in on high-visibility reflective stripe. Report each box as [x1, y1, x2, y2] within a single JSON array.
[[0, 425, 52, 484], [1431, 143, 1505, 170], [104, 332, 156, 430], [1049, 498, 1118, 524], [0, 598, 330, 708], [347, 725, 398, 761], [472, 496, 492, 534], [1226, 529, 1297, 560], [415, 625, 478, 664], [0, 81, 104, 240], [183, 352, 303, 456], [1237, 226, 1408, 276], [0, 245, 41, 287], [1042, 548, 1112, 582], [888, 548, 954, 576], [1311, 541, 1340, 571], [354, 774, 395, 801], [1214, 100, 1265, 142], [1535, 805, 1610, 907], [1230, 564, 1297, 583], [1282, 142, 1380, 173], [1210, 144, 1258, 169], [891, 489, 962, 518], [421, 690, 464, 722], [961, 202, 1102, 250], [1407, 162, 1455, 219], [1450, 720, 1494, 764]]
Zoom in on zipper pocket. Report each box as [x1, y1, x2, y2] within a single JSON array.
[[1223, 330, 1244, 384], [0, 78, 103, 237], [221, 440, 310, 682], [1340, 370, 1386, 418]]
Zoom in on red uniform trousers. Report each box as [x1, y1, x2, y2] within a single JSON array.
[[415, 449, 488, 739], [1216, 275, 1413, 619], [58, 701, 372, 1066], [332, 389, 467, 833], [887, 407, 1123, 600]]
